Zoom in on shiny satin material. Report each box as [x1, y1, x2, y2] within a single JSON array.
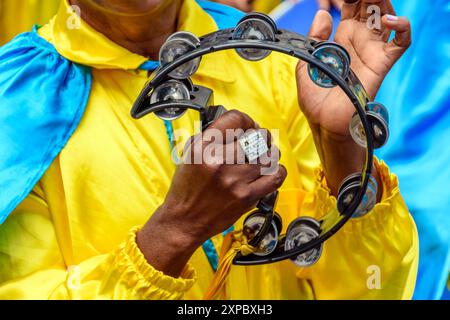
[[376, 0, 450, 300], [0, 26, 91, 224], [0, 0, 418, 300]]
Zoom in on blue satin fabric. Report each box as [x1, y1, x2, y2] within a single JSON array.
[[376, 0, 450, 300], [0, 26, 92, 224]]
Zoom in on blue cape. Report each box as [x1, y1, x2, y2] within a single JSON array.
[[0, 26, 91, 224]]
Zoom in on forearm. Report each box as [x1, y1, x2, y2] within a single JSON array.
[[311, 125, 382, 201], [137, 204, 200, 278]]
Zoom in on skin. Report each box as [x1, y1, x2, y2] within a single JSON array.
[[70, 0, 411, 277]]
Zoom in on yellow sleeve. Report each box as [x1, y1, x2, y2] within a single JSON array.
[[0, 189, 196, 300], [272, 54, 419, 299], [301, 161, 419, 299]]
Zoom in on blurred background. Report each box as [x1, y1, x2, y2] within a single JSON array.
[[0, 0, 448, 300]]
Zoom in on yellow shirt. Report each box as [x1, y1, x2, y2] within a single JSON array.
[[0, 0, 418, 299], [0, 0, 60, 45]]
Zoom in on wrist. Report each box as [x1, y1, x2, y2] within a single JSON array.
[[311, 125, 366, 195], [137, 205, 200, 278]]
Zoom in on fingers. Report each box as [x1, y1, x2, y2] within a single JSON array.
[[249, 165, 288, 201], [208, 110, 258, 134], [308, 9, 333, 41], [360, 0, 388, 21], [341, 0, 360, 20], [382, 15, 412, 60], [298, 10, 332, 76]]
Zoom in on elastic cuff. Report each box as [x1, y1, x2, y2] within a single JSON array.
[[312, 158, 402, 234], [115, 226, 196, 300]]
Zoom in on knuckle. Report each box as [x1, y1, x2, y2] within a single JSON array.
[[227, 109, 253, 128], [221, 175, 236, 190], [273, 167, 287, 188], [237, 188, 252, 203]]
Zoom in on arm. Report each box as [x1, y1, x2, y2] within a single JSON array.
[[0, 188, 195, 300], [307, 160, 418, 299], [296, 0, 412, 197], [0, 111, 286, 299], [272, 52, 418, 299]]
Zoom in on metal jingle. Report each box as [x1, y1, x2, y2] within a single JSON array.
[[232, 17, 276, 61], [349, 112, 367, 148], [307, 42, 351, 88], [338, 172, 362, 195], [159, 31, 202, 79], [337, 175, 378, 217], [366, 102, 390, 148], [337, 181, 361, 214], [237, 12, 278, 32], [349, 111, 390, 149], [272, 212, 283, 235], [166, 31, 201, 47], [149, 79, 190, 121], [367, 102, 389, 124], [243, 212, 280, 256], [284, 217, 323, 267]]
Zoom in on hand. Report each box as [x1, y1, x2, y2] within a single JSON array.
[[296, 0, 411, 194], [213, 0, 255, 12], [317, 0, 344, 11], [137, 110, 287, 277]]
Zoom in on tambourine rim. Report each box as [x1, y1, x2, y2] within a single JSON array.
[[130, 26, 375, 266]]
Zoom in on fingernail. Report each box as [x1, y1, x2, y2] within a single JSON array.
[[386, 14, 399, 22]]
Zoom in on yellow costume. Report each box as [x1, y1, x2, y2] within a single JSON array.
[[0, 0, 418, 299], [0, 0, 60, 45], [254, 0, 282, 13]]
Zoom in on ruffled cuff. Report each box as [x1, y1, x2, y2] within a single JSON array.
[[306, 158, 404, 234], [114, 227, 196, 300]]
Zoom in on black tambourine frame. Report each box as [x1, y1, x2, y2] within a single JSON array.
[[131, 26, 375, 266]]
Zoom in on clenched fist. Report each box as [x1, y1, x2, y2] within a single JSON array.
[[137, 110, 286, 277]]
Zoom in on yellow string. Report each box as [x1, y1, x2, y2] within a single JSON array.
[[203, 230, 256, 300]]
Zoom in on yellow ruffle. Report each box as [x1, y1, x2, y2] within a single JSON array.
[[115, 227, 197, 300]]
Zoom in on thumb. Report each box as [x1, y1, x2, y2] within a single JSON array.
[[309, 9, 333, 41], [297, 10, 333, 75]]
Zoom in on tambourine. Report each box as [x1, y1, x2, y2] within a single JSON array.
[[131, 13, 390, 267]]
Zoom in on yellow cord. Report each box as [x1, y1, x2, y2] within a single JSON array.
[[204, 230, 256, 300]]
